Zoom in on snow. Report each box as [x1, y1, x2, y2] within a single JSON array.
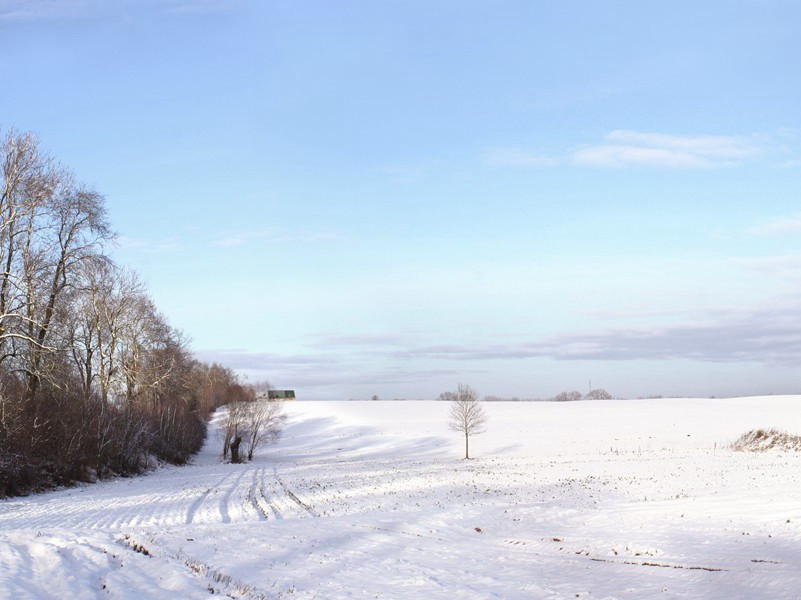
[[3, 397, 801, 598]]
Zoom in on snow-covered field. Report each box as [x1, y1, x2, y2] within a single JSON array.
[[3, 397, 801, 599]]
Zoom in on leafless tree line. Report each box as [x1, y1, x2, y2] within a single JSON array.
[[0, 129, 246, 496]]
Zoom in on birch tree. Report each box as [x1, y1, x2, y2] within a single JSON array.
[[0, 128, 250, 495], [445, 384, 488, 460]]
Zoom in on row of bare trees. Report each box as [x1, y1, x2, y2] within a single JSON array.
[[0, 129, 245, 496]]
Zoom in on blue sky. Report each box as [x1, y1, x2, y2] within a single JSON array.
[[2, 0, 801, 399]]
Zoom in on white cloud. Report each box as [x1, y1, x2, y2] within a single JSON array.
[[0, 0, 234, 20], [572, 130, 773, 169], [118, 235, 180, 254], [161, 0, 237, 15], [606, 130, 766, 160], [571, 144, 719, 169], [747, 214, 801, 236], [0, 0, 89, 20], [484, 130, 791, 170], [736, 255, 801, 273]]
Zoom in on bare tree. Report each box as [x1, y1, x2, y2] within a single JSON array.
[[445, 384, 488, 459], [585, 388, 612, 400], [252, 380, 272, 395], [0, 129, 63, 374], [221, 401, 248, 463], [64, 260, 145, 403], [192, 362, 239, 417], [24, 179, 112, 401], [244, 400, 285, 461], [0, 128, 252, 496], [221, 397, 285, 463]]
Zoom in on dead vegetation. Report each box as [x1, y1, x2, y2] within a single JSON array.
[[0, 129, 248, 498], [732, 428, 801, 452]]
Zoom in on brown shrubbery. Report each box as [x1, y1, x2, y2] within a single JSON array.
[[0, 361, 245, 496], [732, 428, 801, 453], [0, 129, 245, 497]]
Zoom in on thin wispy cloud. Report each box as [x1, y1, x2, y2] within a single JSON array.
[[118, 235, 181, 254], [194, 348, 459, 390], [482, 148, 559, 167], [163, 1, 233, 15], [319, 305, 801, 367], [583, 307, 693, 320], [543, 307, 801, 365], [194, 348, 343, 371], [0, 0, 234, 20], [574, 130, 769, 169], [0, 0, 90, 20], [747, 213, 801, 236], [736, 255, 801, 275], [212, 228, 341, 248], [485, 130, 790, 170], [118, 226, 340, 252], [307, 333, 413, 349], [197, 302, 801, 394]]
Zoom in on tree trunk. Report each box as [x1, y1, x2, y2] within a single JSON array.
[[230, 435, 242, 464], [465, 432, 469, 459]]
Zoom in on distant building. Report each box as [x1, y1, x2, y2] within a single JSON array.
[[265, 389, 296, 401]]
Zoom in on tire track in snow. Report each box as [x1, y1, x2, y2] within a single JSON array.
[[273, 466, 318, 517], [248, 466, 270, 520], [185, 471, 236, 525], [219, 468, 249, 524], [497, 536, 729, 573], [258, 469, 290, 520], [259, 477, 284, 520]]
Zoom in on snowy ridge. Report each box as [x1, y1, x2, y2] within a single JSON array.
[[2, 397, 801, 598]]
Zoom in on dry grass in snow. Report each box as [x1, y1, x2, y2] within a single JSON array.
[[732, 428, 801, 452], [2, 396, 801, 598]]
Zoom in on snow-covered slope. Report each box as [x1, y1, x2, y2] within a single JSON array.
[[2, 397, 801, 598]]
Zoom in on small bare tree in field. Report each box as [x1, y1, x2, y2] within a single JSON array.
[[221, 397, 286, 463], [245, 401, 286, 460], [222, 401, 248, 463], [444, 384, 488, 459]]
